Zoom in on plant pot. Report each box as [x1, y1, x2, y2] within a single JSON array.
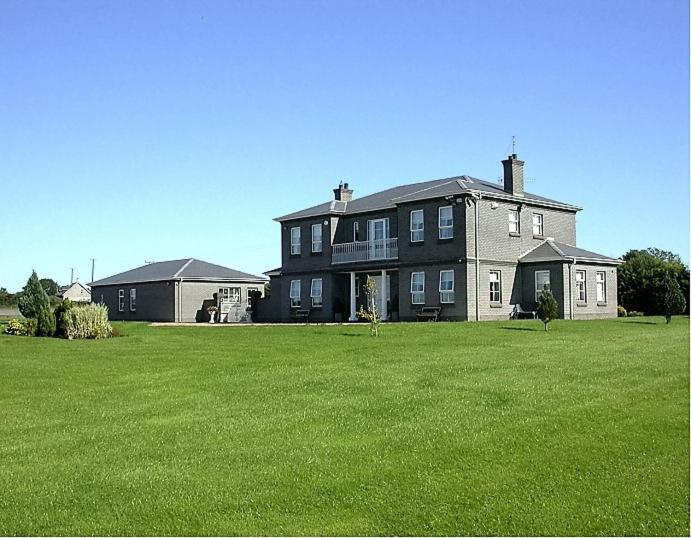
[[208, 312, 216, 324]]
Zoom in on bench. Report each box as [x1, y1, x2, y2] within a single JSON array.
[[416, 306, 442, 322], [292, 309, 311, 322], [510, 304, 537, 320]]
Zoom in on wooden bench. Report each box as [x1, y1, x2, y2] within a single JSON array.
[[416, 306, 442, 322], [292, 309, 311, 322], [510, 304, 537, 320]]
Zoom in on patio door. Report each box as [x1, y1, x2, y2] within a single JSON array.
[[367, 218, 389, 259]]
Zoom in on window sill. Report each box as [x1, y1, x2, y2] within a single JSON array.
[[310, 251, 323, 256], [409, 241, 424, 246], [437, 237, 454, 242], [597, 302, 608, 307], [289, 254, 301, 258], [489, 303, 503, 308], [533, 235, 545, 240], [509, 232, 521, 238], [440, 301, 455, 305], [576, 302, 588, 307]]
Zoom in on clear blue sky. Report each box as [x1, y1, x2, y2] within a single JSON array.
[[1, 0, 688, 292]]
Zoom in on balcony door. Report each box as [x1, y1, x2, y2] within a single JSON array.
[[367, 218, 389, 259]]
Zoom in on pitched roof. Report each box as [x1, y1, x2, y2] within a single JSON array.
[[59, 282, 91, 295], [275, 175, 581, 222], [519, 240, 622, 264], [90, 258, 267, 287]]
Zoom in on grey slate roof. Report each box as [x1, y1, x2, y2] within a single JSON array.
[[90, 258, 266, 287], [275, 175, 581, 222], [519, 240, 622, 264]]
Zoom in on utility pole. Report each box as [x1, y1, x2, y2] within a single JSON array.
[[90, 258, 95, 283], [70, 268, 74, 285]]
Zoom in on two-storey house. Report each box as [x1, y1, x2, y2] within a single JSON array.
[[260, 154, 621, 322]]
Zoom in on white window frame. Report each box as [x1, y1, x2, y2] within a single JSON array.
[[129, 288, 136, 312], [439, 270, 454, 303], [410, 271, 425, 304], [310, 278, 323, 308], [289, 279, 301, 308], [118, 289, 125, 312], [353, 221, 360, 242], [228, 287, 241, 304], [532, 213, 544, 237], [596, 271, 607, 303], [246, 287, 259, 306], [575, 270, 586, 302], [311, 223, 323, 253], [489, 270, 502, 303], [535, 270, 550, 301], [290, 226, 301, 255], [509, 210, 520, 234], [438, 206, 453, 239], [410, 210, 424, 242]]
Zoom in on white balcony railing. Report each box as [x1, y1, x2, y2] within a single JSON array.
[[332, 238, 398, 264]]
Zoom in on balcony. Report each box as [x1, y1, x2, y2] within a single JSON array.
[[332, 238, 398, 264]]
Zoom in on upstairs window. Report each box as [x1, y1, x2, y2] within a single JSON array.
[[596, 271, 607, 302], [509, 210, 520, 234], [290, 227, 301, 255], [411, 272, 425, 304], [439, 270, 454, 303], [353, 221, 360, 241], [129, 289, 137, 311], [532, 213, 544, 237], [311, 278, 323, 308], [410, 210, 424, 242], [289, 280, 301, 308], [311, 224, 323, 253], [576, 270, 586, 302], [438, 206, 453, 239], [118, 289, 125, 312], [535, 270, 550, 301], [489, 271, 501, 303]]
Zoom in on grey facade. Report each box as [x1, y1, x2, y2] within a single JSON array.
[[259, 154, 621, 322], [90, 259, 266, 322]]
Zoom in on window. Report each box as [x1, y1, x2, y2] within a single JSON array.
[[576, 270, 586, 302], [439, 270, 454, 303], [532, 213, 544, 237], [438, 206, 453, 239], [129, 288, 136, 311], [535, 270, 550, 301], [311, 278, 323, 308], [353, 221, 360, 241], [311, 223, 322, 253], [596, 271, 607, 303], [289, 280, 301, 308], [410, 210, 424, 242], [229, 287, 241, 304], [290, 227, 301, 255], [118, 289, 124, 312], [410, 272, 425, 304], [509, 210, 520, 234], [247, 287, 259, 306], [355, 277, 360, 298], [489, 271, 502, 303]]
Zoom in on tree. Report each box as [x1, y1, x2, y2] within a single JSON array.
[[18, 271, 49, 319], [0, 287, 16, 306], [660, 273, 686, 324], [357, 276, 381, 336], [536, 287, 558, 331], [39, 278, 59, 297]]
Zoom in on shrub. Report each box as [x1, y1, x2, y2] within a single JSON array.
[[4, 318, 31, 336], [617, 305, 627, 317], [63, 303, 112, 339], [536, 288, 558, 331], [54, 299, 74, 337], [660, 272, 686, 324], [18, 271, 50, 320], [36, 305, 56, 336]]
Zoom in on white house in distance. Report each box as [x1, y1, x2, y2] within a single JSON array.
[[59, 282, 91, 303]]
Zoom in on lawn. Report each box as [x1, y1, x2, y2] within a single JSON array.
[[0, 318, 688, 536]]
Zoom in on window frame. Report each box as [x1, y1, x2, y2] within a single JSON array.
[[353, 221, 360, 242], [489, 270, 502, 304], [439, 270, 455, 303], [410, 271, 425, 304], [246, 287, 259, 306], [438, 206, 453, 239], [532, 213, 544, 237], [596, 271, 607, 303], [129, 288, 136, 312], [509, 209, 520, 234], [289, 279, 301, 308], [311, 223, 323, 253], [535, 270, 551, 302], [228, 287, 241, 304], [310, 278, 323, 308], [118, 289, 125, 312], [290, 226, 301, 255], [575, 270, 587, 303], [410, 209, 424, 243]]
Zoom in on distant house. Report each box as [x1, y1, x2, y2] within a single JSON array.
[[89, 259, 266, 322], [59, 282, 91, 303]]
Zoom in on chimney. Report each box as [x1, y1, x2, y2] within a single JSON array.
[[502, 153, 524, 197], [333, 181, 353, 202]]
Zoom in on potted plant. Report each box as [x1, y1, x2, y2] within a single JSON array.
[[207, 305, 218, 324]]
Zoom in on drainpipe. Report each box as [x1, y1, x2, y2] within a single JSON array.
[[568, 262, 573, 320], [470, 192, 482, 321]]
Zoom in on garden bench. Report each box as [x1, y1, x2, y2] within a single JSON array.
[[416, 306, 442, 322], [292, 309, 311, 323], [510, 304, 537, 319]]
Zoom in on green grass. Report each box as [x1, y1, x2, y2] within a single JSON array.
[[0, 318, 688, 536]]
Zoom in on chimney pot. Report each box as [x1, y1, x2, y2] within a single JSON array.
[[333, 182, 354, 202]]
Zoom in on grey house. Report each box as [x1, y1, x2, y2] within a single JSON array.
[[90, 259, 266, 322], [259, 153, 620, 322]]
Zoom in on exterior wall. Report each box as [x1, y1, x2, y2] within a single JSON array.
[[178, 281, 264, 323], [62, 284, 91, 302], [567, 263, 618, 319], [91, 281, 176, 322], [281, 216, 335, 274], [398, 263, 467, 321], [520, 262, 568, 318], [267, 272, 339, 323], [332, 209, 399, 245]]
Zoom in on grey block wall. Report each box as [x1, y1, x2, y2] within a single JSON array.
[[178, 281, 264, 323], [567, 263, 618, 319], [92, 281, 176, 322], [398, 263, 468, 321]]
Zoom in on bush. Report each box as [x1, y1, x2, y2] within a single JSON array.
[[18, 271, 50, 319], [660, 272, 686, 324], [536, 288, 558, 331], [617, 305, 627, 317], [36, 305, 56, 336], [3, 318, 36, 336], [63, 303, 112, 339], [627, 310, 644, 317], [54, 299, 75, 337]]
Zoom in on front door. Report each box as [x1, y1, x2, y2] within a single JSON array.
[[367, 218, 388, 259], [369, 274, 390, 320]]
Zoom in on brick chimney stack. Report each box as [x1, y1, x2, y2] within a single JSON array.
[[333, 181, 353, 202], [502, 154, 524, 197]]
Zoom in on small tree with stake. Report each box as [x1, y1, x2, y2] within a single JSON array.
[[357, 276, 381, 337], [660, 272, 686, 324], [536, 286, 558, 331]]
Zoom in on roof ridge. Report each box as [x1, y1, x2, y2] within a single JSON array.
[[518, 240, 552, 260], [174, 258, 195, 278], [548, 240, 566, 257], [390, 179, 460, 201]]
